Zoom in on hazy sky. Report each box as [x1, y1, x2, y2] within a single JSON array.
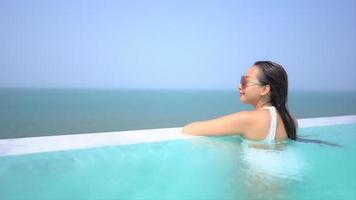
[[1, 0, 355, 91]]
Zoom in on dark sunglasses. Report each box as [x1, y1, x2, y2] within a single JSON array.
[[240, 76, 266, 89]]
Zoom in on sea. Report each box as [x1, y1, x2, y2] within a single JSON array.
[[0, 88, 355, 139]]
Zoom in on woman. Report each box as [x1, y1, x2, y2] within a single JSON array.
[[182, 61, 297, 143]]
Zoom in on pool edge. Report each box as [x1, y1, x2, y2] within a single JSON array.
[[1, 115, 355, 157]]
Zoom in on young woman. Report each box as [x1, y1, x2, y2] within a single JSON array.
[[182, 61, 297, 143]]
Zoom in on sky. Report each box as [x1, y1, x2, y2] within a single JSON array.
[[1, 0, 355, 91]]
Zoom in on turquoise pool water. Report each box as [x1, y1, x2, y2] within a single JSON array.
[[0, 123, 355, 200]]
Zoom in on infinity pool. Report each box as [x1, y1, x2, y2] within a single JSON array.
[[0, 116, 355, 200]]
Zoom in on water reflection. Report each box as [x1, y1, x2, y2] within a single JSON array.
[[239, 138, 308, 199], [184, 136, 309, 199]]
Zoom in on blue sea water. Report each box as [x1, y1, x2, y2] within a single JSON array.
[[0, 88, 355, 139]]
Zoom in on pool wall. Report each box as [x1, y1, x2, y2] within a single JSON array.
[[0, 115, 355, 157]]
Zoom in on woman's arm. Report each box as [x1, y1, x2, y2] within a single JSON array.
[[182, 111, 252, 136]]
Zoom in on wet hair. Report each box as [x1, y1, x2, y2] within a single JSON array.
[[253, 61, 342, 147], [253, 61, 297, 140]]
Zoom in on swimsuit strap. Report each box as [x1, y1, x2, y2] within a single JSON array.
[[263, 106, 277, 143]]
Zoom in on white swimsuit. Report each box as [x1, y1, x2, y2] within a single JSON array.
[[240, 106, 306, 181], [263, 106, 277, 143]]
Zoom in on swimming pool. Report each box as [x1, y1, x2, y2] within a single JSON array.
[[0, 115, 355, 199]]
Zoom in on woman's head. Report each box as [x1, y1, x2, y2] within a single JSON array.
[[239, 61, 297, 140], [239, 66, 270, 105], [254, 61, 289, 109]]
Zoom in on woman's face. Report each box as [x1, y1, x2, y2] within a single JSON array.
[[238, 66, 265, 105]]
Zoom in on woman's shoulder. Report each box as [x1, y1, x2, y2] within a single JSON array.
[[239, 109, 269, 120], [228, 110, 270, 132], [237, 109, 273, 139], [231, 110, 265, 122]]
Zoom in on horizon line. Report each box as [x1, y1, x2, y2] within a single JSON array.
[[0, 86, 356, 92]]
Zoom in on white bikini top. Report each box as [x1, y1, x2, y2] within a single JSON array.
[[263, 106, 277, 143]]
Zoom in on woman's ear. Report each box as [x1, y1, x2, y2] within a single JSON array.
[[261, 85, 271, 96]]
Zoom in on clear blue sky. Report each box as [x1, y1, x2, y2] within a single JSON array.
[[1, 0, 355, 91]]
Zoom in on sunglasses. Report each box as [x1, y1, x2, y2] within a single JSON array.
[[240, 76, 266, 89]]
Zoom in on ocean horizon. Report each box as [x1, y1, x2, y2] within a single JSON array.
[[0, 88, 355, 139]]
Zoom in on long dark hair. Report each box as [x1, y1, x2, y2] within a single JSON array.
[[253, 61, 342, 147], [253, 61, 297, 140]]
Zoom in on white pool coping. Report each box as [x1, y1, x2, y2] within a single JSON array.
[[0, 115, 355, 157]]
